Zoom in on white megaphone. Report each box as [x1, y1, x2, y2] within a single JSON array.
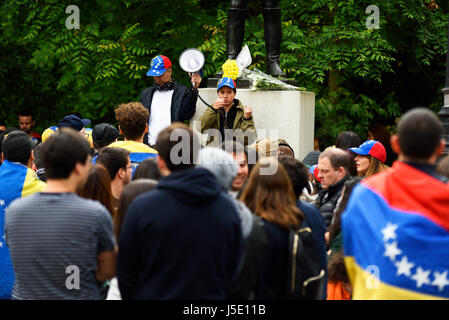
[[179, 48, 205, 88]]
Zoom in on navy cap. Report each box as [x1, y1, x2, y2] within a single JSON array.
[[58, 115, 90, 131]]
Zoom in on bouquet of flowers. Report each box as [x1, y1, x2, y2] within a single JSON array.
[[245, 69, 306, 91]]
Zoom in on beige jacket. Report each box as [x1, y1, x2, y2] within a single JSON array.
[[199, 99, 256, 146]]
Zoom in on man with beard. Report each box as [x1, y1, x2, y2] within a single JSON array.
[[5, 128, 116, 299], [18, 110, 41, 145]]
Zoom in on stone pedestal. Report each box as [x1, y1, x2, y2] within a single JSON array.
[[207, 76, 299, 88], [438, 87, 449, 156], [190, 88, 315, 161]]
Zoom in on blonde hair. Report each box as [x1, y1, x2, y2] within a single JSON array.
[[359, 155, 389, 177]]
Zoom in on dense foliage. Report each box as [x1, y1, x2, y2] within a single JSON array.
[[1, 0, 448, 146]]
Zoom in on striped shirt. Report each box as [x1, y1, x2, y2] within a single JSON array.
[[5, 192, 115, 300]]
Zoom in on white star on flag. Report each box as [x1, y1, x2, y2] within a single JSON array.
[[384, 241, 402, 262], [395, 256, 415, 277], [0, 240, 3, 248], [432, 271, 449, 292], [0, 199, 5, 207], [411, 267, 431, 288], [381, 222, 398, 242]]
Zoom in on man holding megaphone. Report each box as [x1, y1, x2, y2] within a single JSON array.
[[139, 55, 202, 147]]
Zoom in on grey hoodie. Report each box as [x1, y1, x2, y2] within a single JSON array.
[[198, 147, 254, 238]]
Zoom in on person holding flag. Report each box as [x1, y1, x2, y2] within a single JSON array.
[[342, 108, 449, 299]]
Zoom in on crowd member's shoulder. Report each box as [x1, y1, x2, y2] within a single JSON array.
[[139, 86, 155, 108], [109, 140, 158, 154], [298, 200, 321, 216], [140, 85, 154, 97], [174, 80, 194, 95], [298, 200, 326, 229], [5, 192, 38, 214], [75, 193, 113, 218], [21, 172, 46, 197]]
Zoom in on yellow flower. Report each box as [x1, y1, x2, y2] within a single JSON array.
[[222, 60, 239, 80]]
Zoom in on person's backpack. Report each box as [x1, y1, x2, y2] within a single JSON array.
[[286, 224, 325, 300]]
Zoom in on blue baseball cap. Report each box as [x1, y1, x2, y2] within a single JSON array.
[[349, 140, 386, 163], [308, 164, 321, 182], [58, 114, 91, 131], [146, 55, 172, 76], [217, 77, 236, 92], [308, 164, 317, 175]]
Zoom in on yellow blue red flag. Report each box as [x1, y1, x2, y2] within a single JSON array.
[[108, 140, 158, 173], [342, 162, 449, 299], [0, 160, 46, 299]]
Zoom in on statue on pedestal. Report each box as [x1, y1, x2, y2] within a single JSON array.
[[226, 0, 286, 78]]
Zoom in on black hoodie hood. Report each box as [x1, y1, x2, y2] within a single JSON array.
[[157, 168, 222, 205]]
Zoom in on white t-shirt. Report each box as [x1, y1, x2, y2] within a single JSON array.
[[106, 277, 121, 300], [148, 89, 174, 145]]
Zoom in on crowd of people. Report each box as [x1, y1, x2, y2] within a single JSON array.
[[1, 54, 449, 301]]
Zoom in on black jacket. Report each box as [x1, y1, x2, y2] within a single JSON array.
[[117, 168, 243, 300], [318, 175, 350, 227], [139, 80, 198, 123], [253, 220, 290, 299], [229, 202, 328, 300], [297, 200, 328, 299]]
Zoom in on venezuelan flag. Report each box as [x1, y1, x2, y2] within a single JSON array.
[[41, 126, 58, 142], [84, 127, 93, 148], [0, 160, 46, 299], [342, 162, 449, 300], [108, 140, 158, 173]]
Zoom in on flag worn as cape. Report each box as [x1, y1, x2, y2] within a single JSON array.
[[342, 161, 449, 300], [0, 160, 46, 299]]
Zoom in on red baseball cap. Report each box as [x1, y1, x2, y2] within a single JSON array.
[[309, 165, 321, 183], [350, 140, 387, 163]]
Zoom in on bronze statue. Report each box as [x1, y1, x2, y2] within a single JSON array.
[[226, 0, 286, 77]]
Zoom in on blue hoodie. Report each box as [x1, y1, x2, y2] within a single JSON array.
[[117, 168, 243, 300]]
